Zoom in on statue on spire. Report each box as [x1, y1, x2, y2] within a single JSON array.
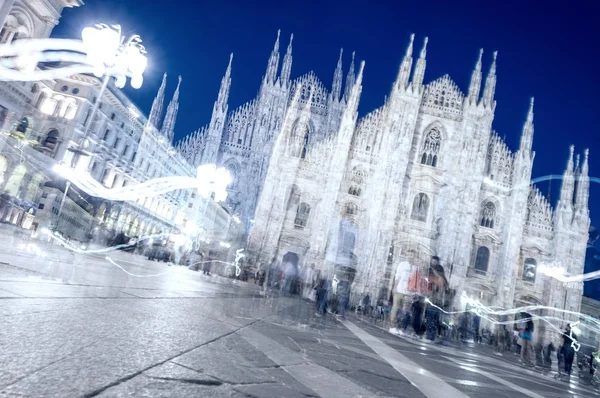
[[148, 73, 167, 130], [279, 34, 293, 87], [344, 51, 355, 101], [467, 49, 483, 104], [331, 48, 343, 102], [161, 75, 182, 143], [395, 34, 415, 91], [265, 30, 281, 85], [216, 54, 233, 112], [519, 97, 534, 153], [482, 51, 497, 108], [411, 37, 428, 89]]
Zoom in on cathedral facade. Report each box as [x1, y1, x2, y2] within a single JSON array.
[[178, 32, 589, 337]]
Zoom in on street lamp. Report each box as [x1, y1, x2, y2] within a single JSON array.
[[57, 24, 147, 234], [69, 24, 147, 161]]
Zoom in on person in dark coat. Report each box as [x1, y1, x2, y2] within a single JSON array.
[[561, 324, 578, 376]]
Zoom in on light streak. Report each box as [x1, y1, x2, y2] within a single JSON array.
[[105, 257, 172, 278], [54, 163, 231, 203], [0, 39, 140, 82], [234, 249, 245, 277], [538, 260, 600, 285], [425, 295, 598, 352]]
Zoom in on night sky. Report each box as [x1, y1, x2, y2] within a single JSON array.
[[51, 0, 600, 226]]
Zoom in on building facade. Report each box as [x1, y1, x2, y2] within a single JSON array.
[[0, 0, 238, 249], [178, 32, 589, 340]]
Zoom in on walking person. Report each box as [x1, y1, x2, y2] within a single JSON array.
[[520, 317, 534, 364], [389, 258, 417, 334], [561, 324, 578, 376], [315, 277, 329, 316], [424, 256, 448, 341], [361, 292, 371, 316], [302, 264, 315, 299], [336, 279, 351, 319]]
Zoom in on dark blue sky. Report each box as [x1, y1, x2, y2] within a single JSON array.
[[52, 0, 600, 225]]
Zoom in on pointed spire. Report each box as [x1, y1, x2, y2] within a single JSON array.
[[519, 97, 534, 153], [395, 34, 414, 91], [265, 30, 281, 85], [411, 37, 428, 89], [331, 48, 344, 101], [346, 60, 365, 112], [344, 51, 356, 101], [482, 51, 497, 108], [575, 148, 590, 217], [279, 33, 293, 86], [467, 49, 483, 104], [558, 145, 576, 213], [148, 73, 167, 130], [160, 75, 181, 143], [216, 53, 233, 112]]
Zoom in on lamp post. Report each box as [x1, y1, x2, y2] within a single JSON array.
[[69, 23, 147, 163], [56, 24, 147, 235]]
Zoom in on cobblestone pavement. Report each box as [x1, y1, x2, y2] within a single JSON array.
[[1, 250, 598, 397]]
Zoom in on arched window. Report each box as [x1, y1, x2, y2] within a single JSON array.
[[474, 246, 490, 274], [480, 201, 496, 229], [291, 122, 310, 158], [345, 202, 358, 216], [351, 168, 365, 185], [411, 193, 429, 222], [41, 129, 60, 155], [348, 185, 361, 196], [420, 129, 442, 167], [16, 117, 28, 134], [286, 184, 301, 210], [523, 258, 537, 283], [341, 231, 356, 255], [301, 132, 309, 159], [294, 202, 310, 228]]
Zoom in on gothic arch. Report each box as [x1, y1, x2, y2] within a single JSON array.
[[222, 159, 240, 188], [420, 124, 445, 167], [421, 121, 448, 140], [290, 118, 314, 159], [479, 200, 498, 229]]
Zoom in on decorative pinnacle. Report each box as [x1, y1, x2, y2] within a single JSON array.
[[339, 48, 343, 61], [585, 148, 590, 160], [406, 33, 415, 56], [527, 97, 534, 121], [287, 33, 293, 50], [275, 29, 281, 49], [477, 49, 483, 65], [420, 37, 428, 58], [351, 51, 355, 62]]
